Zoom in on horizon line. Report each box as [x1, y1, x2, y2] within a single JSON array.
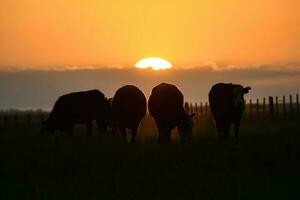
[[0, 63, 300, 72]]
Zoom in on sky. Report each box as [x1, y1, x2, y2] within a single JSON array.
[[0, 1, 299, 109], [0, 0, 299, 69]]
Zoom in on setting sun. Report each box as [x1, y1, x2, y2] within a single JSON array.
[[135, 57, 172, 71]]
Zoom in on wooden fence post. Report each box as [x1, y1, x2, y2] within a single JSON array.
[[289, 95, 293, 115], [194, 103, 198, 115], [269, 96, 274, 120], [275, 96, 278, 116], [3, 115, 8, 128], [249, 99, 253, 119], [243, 100, 247, 120], [256, 98, 259, 119], [297, 94, 299, 115], [200, 102, 203, 116], [205, 102, 208, 117], [0, 115, 3, 128], [185, 102, 190, 113], [40, 113, 45, 123], [263, 97, 266, 116], [14, 115, 19, 127], [190, 102, 193, 113], [27, 114, 31, 126], [283, 95, 286, 117]]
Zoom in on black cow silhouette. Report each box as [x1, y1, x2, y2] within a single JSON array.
[[112, 85, 146, 143], [148, 83, 195, 143], [209, 83, 251, 138], [41, 89, 110, 136]]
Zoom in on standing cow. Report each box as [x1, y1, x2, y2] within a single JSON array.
[[112, 85, 146, 143], [41, 89, 110, 136], [209, 83, 251, 139], [148, 83, 195, 143]]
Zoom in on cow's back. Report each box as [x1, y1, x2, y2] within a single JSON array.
[[209, 83, 235, 119], [47, 89, 108, 126], [112, 85, 146, 127], [65, 90, 106, 118], [148, 83, 185, 122]]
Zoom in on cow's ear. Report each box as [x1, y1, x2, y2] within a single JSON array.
[[244, 86, 251, 94]]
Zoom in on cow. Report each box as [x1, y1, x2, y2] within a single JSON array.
[[41, 89, 110, 136], [209, 83, 251, 139], [148, 83, 196, 143], [111, 85, 146, 143]]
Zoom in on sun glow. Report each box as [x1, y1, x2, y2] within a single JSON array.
[[135, 57, 172, 71]]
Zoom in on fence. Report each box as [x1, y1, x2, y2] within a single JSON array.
[[0, 111, 49, 129], [0, 94, 299, 129], [185, 94, 300, 120]]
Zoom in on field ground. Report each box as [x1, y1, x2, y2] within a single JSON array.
[[1, 116, 300, 199]]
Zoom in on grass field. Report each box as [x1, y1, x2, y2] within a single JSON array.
[[1, 115, 300, 199]]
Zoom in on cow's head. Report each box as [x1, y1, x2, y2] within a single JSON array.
[[232, 85, 251, 109], [40, 120, 54, 135], [104, 97, 113, 121], [177, 113, 196, 142]]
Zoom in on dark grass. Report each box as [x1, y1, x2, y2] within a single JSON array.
[[1, 117, 300, 199]]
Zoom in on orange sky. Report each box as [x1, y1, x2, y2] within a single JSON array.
[[0, 0, 299, 69]]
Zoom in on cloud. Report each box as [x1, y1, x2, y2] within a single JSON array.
[[196, 62, 300, 72], [1, 62, 300, 72]]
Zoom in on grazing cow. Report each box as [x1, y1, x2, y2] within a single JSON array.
[[112, 85, 146, 143], [41, 90, 110, 135], [209, 83, 251, 139], [148, 83, 196, 143]]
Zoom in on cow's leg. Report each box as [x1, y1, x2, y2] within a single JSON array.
[[130, 127, 138, 144], [119, 127, 127, 144], [111, 125, 118, 134], [66, 125, 74, 136], [155, 120, 163, 142], [223, 123, 230, 139], [216, 123, 223, 138], [166, 133, 171, 144], [179, 133, 186, 143], [158, 128, 163, 142], [40, 126, 46, 135], [40, 128, 54, 135], [86, 121, 92, 136], [215, 120, 223, 138], [234, 120, 240, 139], [165, 129, 172, 144], [97, 120, 107, 134], [178, 128, 187, 143]]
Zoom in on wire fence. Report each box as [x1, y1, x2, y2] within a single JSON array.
[[185, 94, 300, 120], [0, 94, 299, 129]]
